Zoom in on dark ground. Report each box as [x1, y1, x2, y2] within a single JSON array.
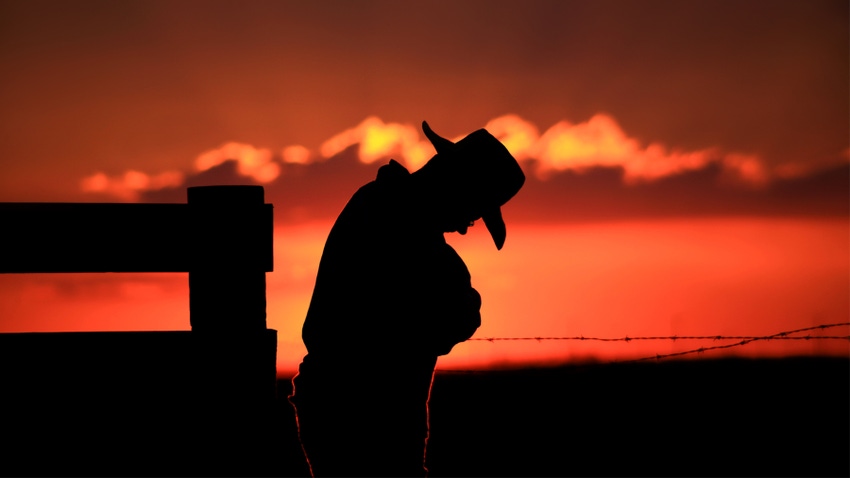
[[1, 353, 846, 476], [275, 356, 849, 477]]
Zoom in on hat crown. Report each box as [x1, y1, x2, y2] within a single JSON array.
[[435, 126, 525, 207]]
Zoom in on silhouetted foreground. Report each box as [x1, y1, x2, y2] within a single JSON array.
[[279, 357, 849, 478], [1, 356, 845, 476], [0, 185, 279, 476]]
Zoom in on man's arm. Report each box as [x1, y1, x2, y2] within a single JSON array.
[[408, 242, 482, 356]]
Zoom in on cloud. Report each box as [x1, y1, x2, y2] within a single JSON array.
[[483, 114, 540, 162], [307, 113, 775, 187], [282, 145, 312, 165], [81, 141, 283, 201], [772, 147, 850, 181], [195, 142, 280, 183], [319, 116, 435, 170], [80, 170, 184, 201], [484, 114, 770, 186], [720, 153, 770, 187]]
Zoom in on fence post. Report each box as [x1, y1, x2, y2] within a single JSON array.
[[187, 185, 272, 332], [185, 185, 278, 472]]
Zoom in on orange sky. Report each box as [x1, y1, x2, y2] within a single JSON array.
[[0, 0, 848, 373]]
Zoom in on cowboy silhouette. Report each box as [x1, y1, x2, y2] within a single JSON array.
[[289, 121, 525, 477]]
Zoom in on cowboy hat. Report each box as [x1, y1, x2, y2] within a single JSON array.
[[422, 121, 525, 250]]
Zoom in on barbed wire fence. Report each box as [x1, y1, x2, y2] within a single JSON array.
[[436, 322, 850, 373]]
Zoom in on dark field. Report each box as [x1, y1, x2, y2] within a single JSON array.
[[276, 357, 848, 477], [1, 353, 847, 476]]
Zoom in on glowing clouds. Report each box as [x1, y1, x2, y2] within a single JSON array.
[[620, 143, 714, 183], [535, 115, 638, 172], [80, 141, 283, 201], [320, 116, 435, 169], [484, 114, 722, 183], [195, 142, 280, 183], [77, 112, 803, 203], [80, 170, 184, 201], [484, 114, 540, 161], [773, 149, 850, 181], [282, 145, 312, 165], [314, 113, 755, 185], [721, 153, 769, 186]]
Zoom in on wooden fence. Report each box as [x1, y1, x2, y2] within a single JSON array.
[[0, 185, 282, 476]]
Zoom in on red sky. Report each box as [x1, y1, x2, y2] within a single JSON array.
[[0, 0, 847, 373]]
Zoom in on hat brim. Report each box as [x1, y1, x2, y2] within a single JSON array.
[[482, 208, 507, 250]]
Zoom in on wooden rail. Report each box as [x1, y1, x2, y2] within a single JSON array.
[[0, 186, 272, 273]]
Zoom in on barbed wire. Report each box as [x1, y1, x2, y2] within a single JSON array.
[[467, 322, 850, 344], [625, 322, 850, 363], [436, 322, 850, 373]]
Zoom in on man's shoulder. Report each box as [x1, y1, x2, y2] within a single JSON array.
[[327, 161, 414, 241], [348, 160, 411, 202], [376, 159, 410, 183]]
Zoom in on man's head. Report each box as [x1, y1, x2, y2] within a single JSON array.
[[417, 121, 525, 250]]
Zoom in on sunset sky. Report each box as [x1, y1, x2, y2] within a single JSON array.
[[0, 0, 847, 374]]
